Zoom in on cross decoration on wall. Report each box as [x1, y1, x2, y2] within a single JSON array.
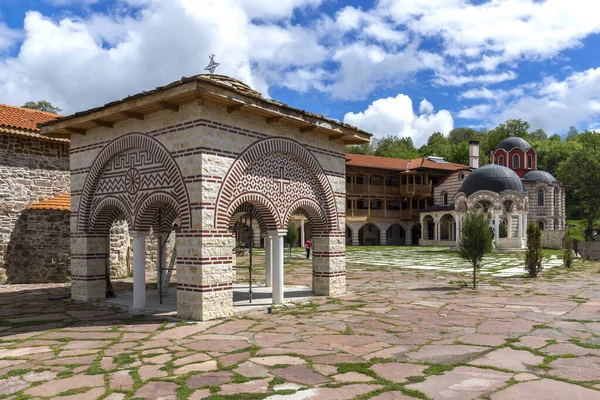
[[274, 166, 290, 194], [205, 54, 220, 75]]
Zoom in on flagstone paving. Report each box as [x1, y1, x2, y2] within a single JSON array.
[[0, 246, 599, 399]]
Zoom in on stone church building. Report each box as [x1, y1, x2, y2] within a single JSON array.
[[420, 139, 566, 249], [0, 104, 70, 283], [41, 74, 370, 321]]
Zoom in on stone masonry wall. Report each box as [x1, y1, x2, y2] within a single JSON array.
[[4, 208, 70, 283], [541, 230, 564, 250], [0, 134, 70, 283], [579, 242, 600, 261]]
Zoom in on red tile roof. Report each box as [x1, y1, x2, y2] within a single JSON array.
[[0, 104, 67, 143], [346, 153, 468, 172], [345, 154, 409, 170], [0, 104, 60, 131], [27, 193, 70, 211]]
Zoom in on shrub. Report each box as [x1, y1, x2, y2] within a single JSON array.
[[525, 223, 543, 277], [459, 210, 493, 289], [563, 229, 575, 268]]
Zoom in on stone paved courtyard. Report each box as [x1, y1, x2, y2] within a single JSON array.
[[1, 247, 600, 399]]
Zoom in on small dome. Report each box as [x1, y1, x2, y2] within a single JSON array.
[[524, 170, 556, 183], [496, 137, 532, 151], [460, 164, 525, 196], [198, 74, 261, 97]]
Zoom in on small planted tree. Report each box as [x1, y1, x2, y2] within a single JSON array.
[[563, 229, 575, 268], [459, 211, 493, 289], [525, 223, 543, 277]]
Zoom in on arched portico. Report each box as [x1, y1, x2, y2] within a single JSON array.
[[208, 137, 343, 318], [72, 133, 189, 308], [47, 74, 365, 321]]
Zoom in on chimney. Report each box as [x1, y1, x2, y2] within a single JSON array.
[[469, 140, 479, 169]]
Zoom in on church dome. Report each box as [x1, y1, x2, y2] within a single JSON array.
[[523, 170, 557, 184], [496, 137, 532, 151], [460, 164, 525, 196]]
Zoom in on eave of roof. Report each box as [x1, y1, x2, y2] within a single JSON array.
[[40, 74, 371, 145], [27, 193, 70, 211], [0, 104, 67, 143]]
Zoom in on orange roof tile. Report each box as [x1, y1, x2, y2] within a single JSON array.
[[346, 154, 409, 170], [408, 157, 469, 171], [27, 193, 70, 211], [0, 104, 60, 132], [346, 153, 468, 172], [0, 104, 67, 143]]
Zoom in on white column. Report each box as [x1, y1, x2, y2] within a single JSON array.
[[517, 214, 523, 248], [131, 231, 147, 309], [436, 222, 441, 242], [455, 216, 460, 244], [300, 219, 305, 247], [494, 213, 500, 243], [507, 213, 512, 238], [264, 235, 273, 287], [270, 230, 286, 305]]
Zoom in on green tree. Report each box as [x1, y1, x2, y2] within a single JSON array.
[[22, 100, 62, 114], [346, 143, 374, 155], [525, 223, 543, 278], [563, 229, 575, 268], [458, 211, 493, 289], [419, 132, 451, 159], [448, 127, 481, 143], [566, 126, 579, 142], [530, 128, 548, 141], [557, 131, 600, 240], [285, 222, 299, 247], [373, 136, 420, 159]]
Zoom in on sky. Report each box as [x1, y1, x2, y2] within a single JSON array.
[[1, 0, 600, 147]]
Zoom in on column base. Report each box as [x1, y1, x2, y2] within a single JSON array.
[[313, 273, 346, 296], [177, 286, 234, 321], [71, 279, 105, 302]]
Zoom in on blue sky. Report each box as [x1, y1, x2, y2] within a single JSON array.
[[1, 0, 600, 146]]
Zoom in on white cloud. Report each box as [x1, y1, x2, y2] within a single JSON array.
[[458, 104, 492, 120], [0, 22, 21, 52], [496, 67, 600, 132], [436, 71, 518, 87], [379, 0, 600, 70], [0, 0, 326, 113], [419, 99, 434, 114], [343, 94, 454, 147]]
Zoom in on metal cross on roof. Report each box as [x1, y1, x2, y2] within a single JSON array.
[[205, 54, 220, 75]]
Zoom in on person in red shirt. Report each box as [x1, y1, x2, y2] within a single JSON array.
[[305, 239, 312, 259]]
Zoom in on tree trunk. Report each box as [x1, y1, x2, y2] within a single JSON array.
[[587, 215, 594, 242], [472, 263, 477, 289]]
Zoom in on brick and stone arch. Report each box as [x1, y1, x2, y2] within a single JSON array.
[[78, 132, 191, 233], [71, 132, 191, 303], [212, 137, 345, 303], [215, 137, 338, 233]]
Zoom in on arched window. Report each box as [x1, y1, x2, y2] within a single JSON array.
[[528, 154, 533, 169], [538, 221, 545, 230], [512, 154, 520, 169], [538, 189, 544, 206], [443, 192, 448, 206], [498, 155, 504, 166]]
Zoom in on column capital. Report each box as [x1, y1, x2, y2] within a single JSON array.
[[129, 230, 149, 238], [268, 229, 288, 237]]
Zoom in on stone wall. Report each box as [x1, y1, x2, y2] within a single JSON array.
[[541, 230, 564, 249], [578, 242, 600, 261], [4, 208, 70, 283], [0, 134, 70, 283]]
